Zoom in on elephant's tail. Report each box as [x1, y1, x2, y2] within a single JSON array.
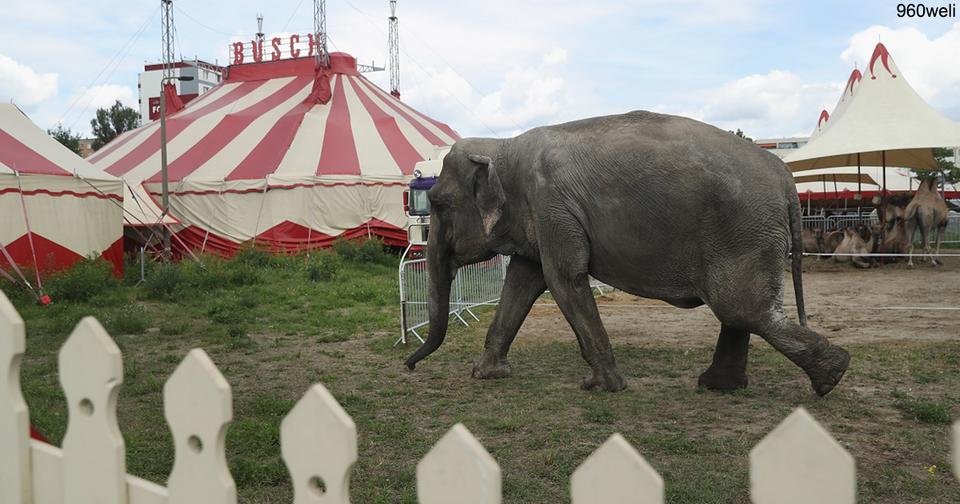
[[788, 194, 807, 326]]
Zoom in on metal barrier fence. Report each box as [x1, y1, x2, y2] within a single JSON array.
[[398, 250, 509, 345], [398, 246, 611, 344], [801, 213, 960, 243]]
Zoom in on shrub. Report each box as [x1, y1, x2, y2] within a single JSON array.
[[142, 264, 184, 301], [355, 239, 390, 265], [207, 299, 253, 326], [331, 238, 358, 261], [305, 253, 341, 282], [46, 259, 119, 303], [235, 247, 283, 269], [332, 238, 393, 265]]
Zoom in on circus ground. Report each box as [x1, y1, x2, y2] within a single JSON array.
[[6, 248, 960, 503]]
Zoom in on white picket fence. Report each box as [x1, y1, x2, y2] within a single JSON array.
[[2, 290, 959, 503]]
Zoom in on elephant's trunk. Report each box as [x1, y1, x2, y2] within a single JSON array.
[[405, 232, 455, 370]]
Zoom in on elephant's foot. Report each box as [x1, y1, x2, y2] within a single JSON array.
[[806, 345, 850, 397], [697, 366, 748, 392], [581, 367, 627, 392], [472, 357, 512, 380]]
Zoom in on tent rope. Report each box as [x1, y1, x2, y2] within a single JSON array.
[[14, 171, 45, 294], [0, 239, 33, 292], [251, 180, 269, 249]]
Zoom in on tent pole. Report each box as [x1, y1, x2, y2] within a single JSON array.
[[857, 152, 862, 196], [881, 150, 887, 228], [832, 174, 839, 209], [857, 152, 862, 221]]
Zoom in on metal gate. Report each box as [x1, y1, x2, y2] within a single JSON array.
[[398, 248, 509, 345], [802, 213, 960, 243], [398, 247, 612, 345]]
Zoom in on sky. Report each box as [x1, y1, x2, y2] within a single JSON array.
[[3, 0, 960, 140]]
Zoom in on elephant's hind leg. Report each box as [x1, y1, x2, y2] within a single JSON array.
[[698, 324, 750, 392], [473, 256, 547, 380], [749, 312, 850, 396]]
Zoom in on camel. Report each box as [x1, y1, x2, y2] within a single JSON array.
[[801, 228, 822, 256], [833, 226, 876, 269], [819, 229, 844, 257], [882, 194, 913, 231], [879, 217, 910, 261], [903, 177, 949, 267]]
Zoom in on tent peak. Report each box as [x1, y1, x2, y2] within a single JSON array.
[[818, 110, 830, 129], [845, 69, 862, 94], [869, 43, 897, 80]]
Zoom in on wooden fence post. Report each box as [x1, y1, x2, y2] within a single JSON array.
[[750, 407, 855, 504], [418, 423, 501, 504], [571, 433, 663, 504], [165, 349, 236, 504], [0, 292, 30, 504], [281, 383, 357, 504], [60, 317, 127, 504], [953, 419, 959, 483]]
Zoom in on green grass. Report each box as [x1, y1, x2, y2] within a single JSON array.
[[4, 242, 960, 503]]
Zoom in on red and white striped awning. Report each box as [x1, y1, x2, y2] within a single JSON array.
[[0, 104, 123, 275], [90, 52, 458, 252]]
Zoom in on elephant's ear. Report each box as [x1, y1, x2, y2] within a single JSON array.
[[468, 154, 505, 235]]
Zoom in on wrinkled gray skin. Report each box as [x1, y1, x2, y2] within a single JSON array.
[[405, 111, 850, 396]]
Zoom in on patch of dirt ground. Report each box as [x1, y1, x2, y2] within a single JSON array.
[[518, 257, 960, 348]]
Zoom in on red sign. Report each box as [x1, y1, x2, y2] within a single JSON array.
[[231, 34, 322, 65], [148, 94, 199, 120]]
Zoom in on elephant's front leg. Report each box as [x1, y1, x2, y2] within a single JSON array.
[[698, 324, 750, 391], [546, 273, 627, 392], [472, 256, 547, 380]]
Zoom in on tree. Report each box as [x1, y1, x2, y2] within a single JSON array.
[[90, 100, 140, 150], [47, 124, 82, 156], [914, 147, 960, 185], [729, 128, 754, 142]]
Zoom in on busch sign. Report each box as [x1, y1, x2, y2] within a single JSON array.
[[231, 34, 324, 65]]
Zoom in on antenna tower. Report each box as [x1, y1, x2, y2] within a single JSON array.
[[256, 14, 265, 45], [161, 0, 175, 81], [313, 0, 329, 66], [388, 0, 400, 98]]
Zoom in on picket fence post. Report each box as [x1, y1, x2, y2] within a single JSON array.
[[571, 433, 663, 504], [953, 419, 960, 483], [417, 423, 501, 504], [165, 348, 236, 503], [0, 292, 30, 504], [60, 317, 127, 504], [281, 384, 357, 504], [750, 407, 856, 504]]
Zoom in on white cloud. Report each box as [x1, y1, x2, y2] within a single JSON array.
[[0, 53, 58, 106], [66, 84, 136, 112], [400, 48, 589, 137], [656, 70, 841, 137], [653, 22, 960, 138]]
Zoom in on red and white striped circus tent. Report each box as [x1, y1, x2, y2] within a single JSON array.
[[90, 52, 459, 255], [0, 104, 123, 280]]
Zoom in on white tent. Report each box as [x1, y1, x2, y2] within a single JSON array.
[[0, 104, 124, 278], [784, 43, 960, 174]]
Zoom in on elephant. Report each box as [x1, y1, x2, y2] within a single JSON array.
[[404, 111, 850, 396]]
